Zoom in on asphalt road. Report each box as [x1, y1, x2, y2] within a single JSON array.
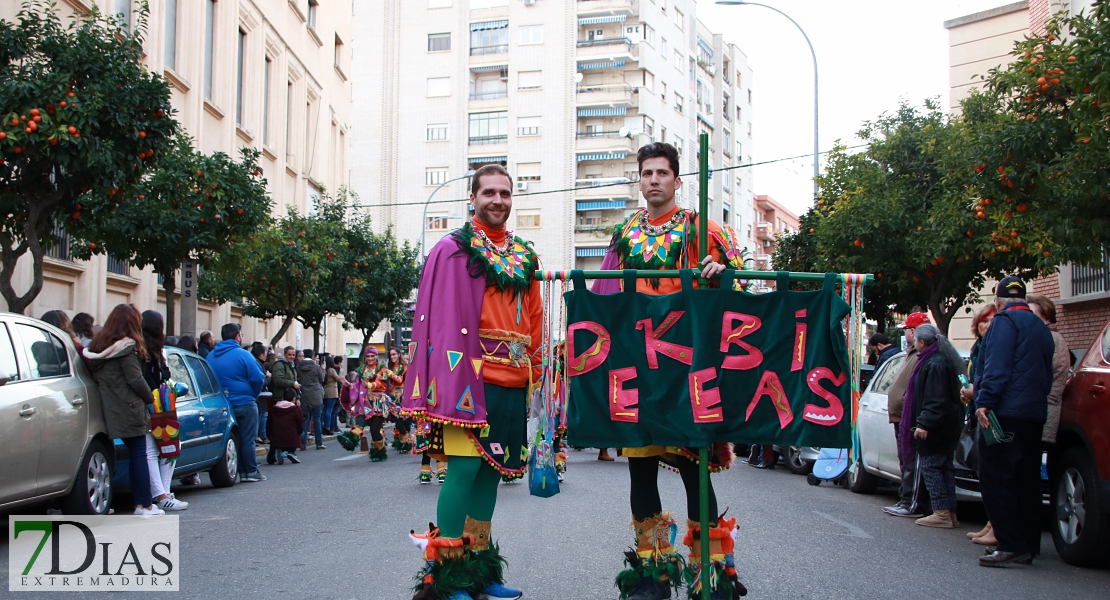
[[3, 445, 1109, 599]]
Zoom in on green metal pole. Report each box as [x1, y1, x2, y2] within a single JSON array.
[[697, 133, 711, 600], [537, 270, 874, 283]]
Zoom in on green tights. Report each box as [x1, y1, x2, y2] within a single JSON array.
[[436, 456, 502, 538]]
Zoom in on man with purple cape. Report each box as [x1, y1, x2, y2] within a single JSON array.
[[402, 164, 542, 600]]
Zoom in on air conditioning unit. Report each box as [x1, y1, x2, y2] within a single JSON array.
[[524, 0, 536, 5], [515, 181, 529, 191]]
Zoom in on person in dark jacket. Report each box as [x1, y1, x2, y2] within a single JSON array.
[[267, 388, 304, 464], [297, 348, 327, 449], [197, 331, 214, 358], [207, 324, 267, 482], [84, 304, 161, 516], [271, 346, 300, 407], [974, 276, 1054, 567], [904, 324, 965, 529], [869, 333, 899, 371]]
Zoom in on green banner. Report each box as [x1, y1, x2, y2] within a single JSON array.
[[565, 270, 852, 448]]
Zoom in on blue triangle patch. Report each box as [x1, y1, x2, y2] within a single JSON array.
[[456, 386, 475, 414], [447, 350, 464, 372]]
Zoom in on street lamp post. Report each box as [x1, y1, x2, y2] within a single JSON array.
[[715, 0, 819, 200], [420, 170, 476, 259]]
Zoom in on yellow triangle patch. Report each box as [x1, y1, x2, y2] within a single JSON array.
[[410, 374, 421, 399], [471, 358, 484, 378]]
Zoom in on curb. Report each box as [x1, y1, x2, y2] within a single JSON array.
[[255, 434, 337, 456]]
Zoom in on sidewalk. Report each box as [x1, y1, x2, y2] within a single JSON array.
[[255, 433, 338, 455]]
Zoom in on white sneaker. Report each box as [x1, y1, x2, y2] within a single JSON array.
[[157, 496, 189, 511], [557, 472, 565, 482], [134, 506, 165, 516]]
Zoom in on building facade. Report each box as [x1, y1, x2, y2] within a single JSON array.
[[0, 0, 353, 355], [350, 0, 757, 276]]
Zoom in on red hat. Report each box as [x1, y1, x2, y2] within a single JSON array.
[[899, 312, 930, 329]]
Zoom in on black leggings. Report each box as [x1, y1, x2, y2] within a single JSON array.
[[629, 456, 718, 522], [422, 452, 431, 466], [367, 415, 384, 442], [395, 417, 412, 435]]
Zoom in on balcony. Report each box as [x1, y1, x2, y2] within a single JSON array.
[[756, 222, 774, 241], [576, 131, 634, 154], [575, 177, 634, 197], [577, 0, 637, 14], [576, 83, 636, 107], [470, 44, 508, 56], [468, 135, 508, 146], [697, 57, 716, 77], [107, 254, 130, 276], [1072, 248, 1110, 296], [754, 253, 773, 269], [576, 38, 638, 62], [469, 89, 508, 101]]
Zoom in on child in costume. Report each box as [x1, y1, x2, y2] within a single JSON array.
[[388, 346, 416, 454], [350, 347, 402, 462], [593, 143, 747, 600], [267, 388, 304, 465], [416, 420, 448, 484], [401, 165, 541, 600]]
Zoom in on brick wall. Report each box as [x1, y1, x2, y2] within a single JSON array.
[[1032, 272, 1060, 298], [1032, 272, 1107, 353], [1029, 0, 1049, 35]]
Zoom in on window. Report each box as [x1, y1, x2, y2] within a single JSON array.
[[723, 93, 731, 120], [263, 57, 272, 145], [641, 70, 654, 91], [471, 0, 509, 7], [185, 356, 220, 396], [675, 93, 683, 114], [517, 162, 541, 181], [0, 324, 19, 382], [307, 0, 318, 31], [426, 168, 449, 186], [426, 123, 449, 141], [427, 77, 451, 97], [736, 140, 742, 159], [736, 105, 741, 122], [643, 116, 654, 136], [236, 29, 246, 126], [429, 0, 451, 7], [675, 8, 684, 29], [469, 111, 508, 144], [642, 24, 655, 47], [661, 81, 667, 102], [471, 21, 509, 56], [674, 137, 683, 157], [519, 25, 543, 45], [304, 93, 318, 175], [661, 38, 667, 55], [204, 0, 216, 99], [114, 0, 131, 31], [428, 33, 451, 52], [285, 81, 293, 157], [166, 354, 196, 400], [518, 70, 542, 90], [674, 50, 682, 71], [660, 125, 667, 143], [16, 325, 68, 379], [736, 71, 742, 88], [517, 116, 541, 136], [426, 215, 449, 230], [723, 130, 731, 156], [164, 0, 178, 70], [334, 34, 345, 72], [517, 213, 541, 228], [872, 355, 906, 395]]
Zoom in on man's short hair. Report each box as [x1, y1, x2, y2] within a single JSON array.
[[868, 333, 891, 347], [283, 346, 296, 354], [302, 348, 314, 359], [200, 331, 213, 344], [470, 164, 513, 195], [220, 323, 241, 341], [637, 142, 681, 177]]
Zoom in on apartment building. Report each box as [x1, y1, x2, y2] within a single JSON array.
[[351, 0, 757, 274], [1, 0, 353, 355]]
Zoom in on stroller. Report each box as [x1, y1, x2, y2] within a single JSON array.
[[806, 447, 850, 487]]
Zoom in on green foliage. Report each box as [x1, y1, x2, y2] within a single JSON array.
[[796, 102, 1048, 335], [70, 134, 271, 333], [0, 0, 175, 312], [201, 197, 344, 347], [975, 1, 1110, 265]]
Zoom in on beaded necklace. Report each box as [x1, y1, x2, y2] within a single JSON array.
[[475, 226, 515, 258], [614, 208, 692, 269]]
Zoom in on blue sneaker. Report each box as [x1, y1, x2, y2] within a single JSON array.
[[445, 591, 474, 600], [482, 582, 522, 599]]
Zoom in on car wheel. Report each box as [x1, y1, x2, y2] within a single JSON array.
[[63, 441, 113, 515], [785, 446, 814, 475], [1051, 448, 1110, 567], [848, 454, 878, 494], [209, 434, 239, 488]]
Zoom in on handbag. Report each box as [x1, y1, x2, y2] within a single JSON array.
[[528, 440, 560, 498], [981, 410, 1013, 445]]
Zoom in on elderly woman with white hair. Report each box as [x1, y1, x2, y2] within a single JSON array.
[[901, 323, 967, 529]]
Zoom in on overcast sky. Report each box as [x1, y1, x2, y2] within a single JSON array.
[[696, 0, 1019, 217]]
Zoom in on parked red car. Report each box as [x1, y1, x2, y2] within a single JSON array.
[[1051, 318, 1110, 566]]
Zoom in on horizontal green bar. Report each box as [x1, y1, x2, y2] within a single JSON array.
[[538, 270, 873, 283]]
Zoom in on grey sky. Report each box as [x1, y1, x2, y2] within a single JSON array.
[[696, 0, 1018, 217]]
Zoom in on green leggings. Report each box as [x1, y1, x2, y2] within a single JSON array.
[[436, 456, 502, 538]]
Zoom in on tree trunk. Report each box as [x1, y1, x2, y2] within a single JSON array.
[[361, 330, 372, 352], [163, 270, 177, 336], [270, 314, 295, 349], [312, 325, 321, 354]]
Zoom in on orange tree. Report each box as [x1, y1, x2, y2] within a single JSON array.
[[794, 101, 1049, 336], [70, 136, 271, 334], [973, 2, 1110, 265], [0, 1, 174, 313], [200, 195, 344, 348]]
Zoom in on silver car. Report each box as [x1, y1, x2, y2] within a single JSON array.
[[0, 313, 114, 514], [848, 350, 980, 502]]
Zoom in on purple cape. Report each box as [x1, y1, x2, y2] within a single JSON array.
[[401, 236, 489, 427]]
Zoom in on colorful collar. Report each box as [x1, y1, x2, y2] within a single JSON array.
[[452, 222, 538, 297], [612, 208, 692, 269]]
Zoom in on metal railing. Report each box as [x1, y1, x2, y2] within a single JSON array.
[[470, 45, 508, 56], [576, 37, 632, 48], [45, 222, 70, 261], [470, 89, 508, 101], [468, 135, 507, 146], [106, 254, 130, 275], [1072, 248, 1110, 296], [577, 131, 623, 139]]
